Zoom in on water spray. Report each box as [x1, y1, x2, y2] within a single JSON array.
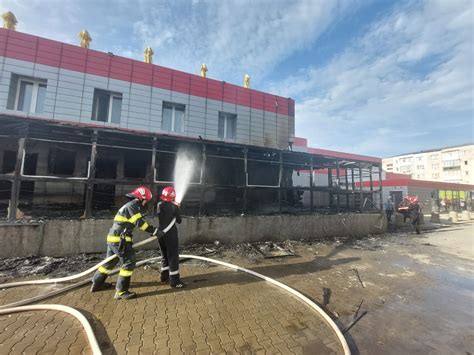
[[173, 150, 197, 204]]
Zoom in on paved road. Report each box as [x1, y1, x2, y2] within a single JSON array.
[[0, 222, 472, 354]]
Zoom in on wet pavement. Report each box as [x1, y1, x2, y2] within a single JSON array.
[[0, 221, 473, 354]]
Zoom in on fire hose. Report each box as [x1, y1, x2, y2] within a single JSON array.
[[0, 219, 176, 289], [0, 217, 351, 355]]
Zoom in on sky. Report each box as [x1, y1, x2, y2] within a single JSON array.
[[1, 0, 472, 157]]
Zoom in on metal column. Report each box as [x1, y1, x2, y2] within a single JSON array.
[[345, 167, 349, 210], [278, 152, 283, 214], [369, 166, 374, 207], [309, 156, 314, 213], [378, 164, 383, 211], [359, 163, 364, 212], [242, 148, 248, 214], [336, 159, 340, 213]]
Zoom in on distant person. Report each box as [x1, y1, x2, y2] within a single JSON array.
[[384, 196, 395, 223], [90, 186, 163, 300], [398, 195, 421, 234], [157, 187, 185, 288], [440, 199, 446, 211]]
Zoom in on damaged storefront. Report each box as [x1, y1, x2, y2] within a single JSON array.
[[0, 116, 383, 221]]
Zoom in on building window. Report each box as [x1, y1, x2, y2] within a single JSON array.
[[14, 76, 47, 114], [432, 173, 440, 179], [432, 163, 439, 170], [218, 112, 237, 139], [92, 89, 122, 123], [161, 102, 185, 132], [442, 159, 461, 169], [465, 161, 468, 165], [430, 155, 438, 160], [416, 165, 424, 170]]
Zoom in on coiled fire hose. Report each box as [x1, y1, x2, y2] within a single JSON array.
[[0, 217, 351, 355]]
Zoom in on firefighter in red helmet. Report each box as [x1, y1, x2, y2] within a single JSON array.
[[157, 186, 185, 288], [91, 186, 163, 299]]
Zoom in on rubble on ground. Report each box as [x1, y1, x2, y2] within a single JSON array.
[[0, 223, 446, 282]]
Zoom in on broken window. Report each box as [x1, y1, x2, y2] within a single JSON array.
[[92, 89, 122, 123], [48, 148, 76, 175], [162, 102, 185, 133], [123, 152, 148, 178], [2, 150, 16, 173], [9, 74, 47, 113], [218, 112, 236, 140]]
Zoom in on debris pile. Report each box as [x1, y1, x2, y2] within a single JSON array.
[[0, 254, 103, 281]]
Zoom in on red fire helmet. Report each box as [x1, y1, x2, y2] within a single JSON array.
[[126, 186, 153, 202], [161, 186, 176, 202], [405, 195, 419, 204]]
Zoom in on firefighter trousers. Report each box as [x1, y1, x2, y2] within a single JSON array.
[[92, 242, 136, 293], [158, 227, 181, 285]]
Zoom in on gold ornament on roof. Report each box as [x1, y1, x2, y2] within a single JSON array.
[[200, 63, 208, 78], [2, 11, 17, 30], [244, 74, 250, 88], [78, 30, 92, 48], [144, 47, 154, 64]]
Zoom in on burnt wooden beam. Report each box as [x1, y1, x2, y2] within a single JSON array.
[[242, 148, 248, 214], [148, 137, 157, 216], [8, 136, 27, 221], [199, 143, 207, 216], [83, 130, 98, 218]]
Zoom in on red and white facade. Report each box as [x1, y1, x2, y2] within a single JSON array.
[[0, 28, 295, 150]]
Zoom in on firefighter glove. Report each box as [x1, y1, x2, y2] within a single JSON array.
[[152, 228, 165, 239]]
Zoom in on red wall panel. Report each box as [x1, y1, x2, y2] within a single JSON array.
[[61, 43, 86, 72], [5, 32, 37, 62], [236, 87, 251, 106], [153, 66, 172, 90], [110, 56, 132, 82], [223, 84, 237, 104], [250, 91, 264, 110], [189, 76, 207, 96], [0, 29, 7, 56], [171, 71, 190, 94], [0, 29, 292, 117], [36, 38, 62, 67]]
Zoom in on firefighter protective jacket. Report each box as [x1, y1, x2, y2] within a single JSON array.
[[107, 199, 155, 244], [157, 201, 182, 231]]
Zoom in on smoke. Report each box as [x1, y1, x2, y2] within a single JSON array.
[[174, 150, 197, 203]]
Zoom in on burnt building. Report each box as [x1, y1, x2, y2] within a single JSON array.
[[0, 27, 383, 220]]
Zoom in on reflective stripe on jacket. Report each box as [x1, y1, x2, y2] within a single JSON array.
[[107, 199, 154, 243]]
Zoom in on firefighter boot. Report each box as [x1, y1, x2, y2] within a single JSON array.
[[160, 269, 170, 283], [115, 273, 136, 300], [90, 282, 113, 292], [170, 273, 186, 288], [91, 269, 113, 292], [114, 290, 137, 300]]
